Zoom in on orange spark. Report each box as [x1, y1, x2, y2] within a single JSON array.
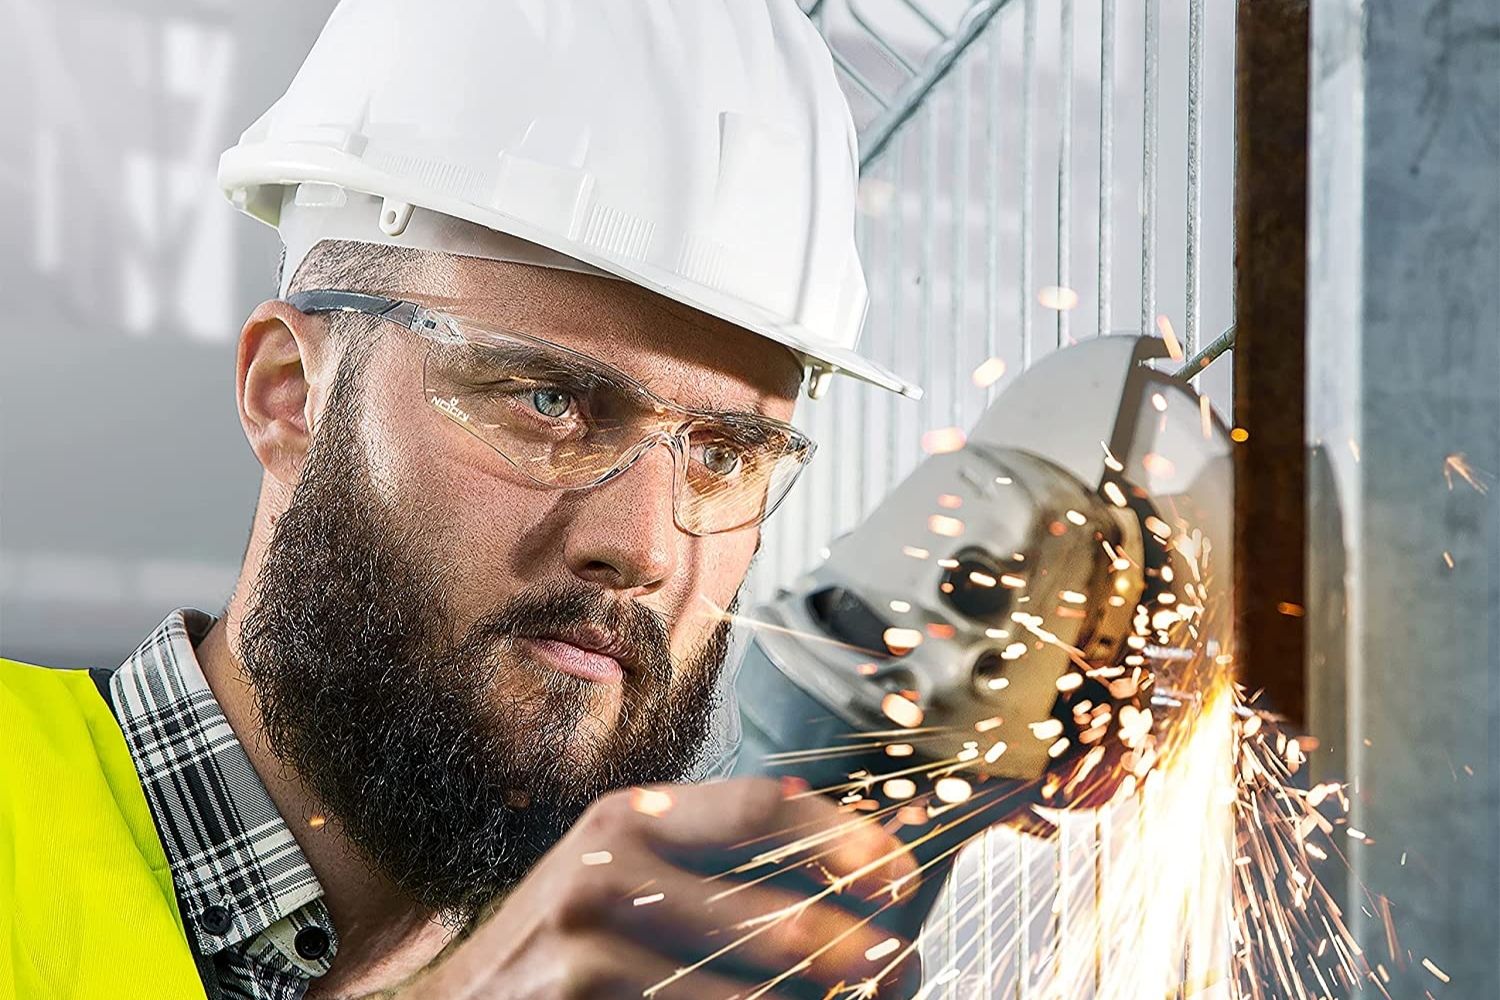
[[1156, 314, 1185, 361], [1143, 453, 1177, 478], [880, 693, 924, 729], [928, 514, 965, 537], [972, 357, 1008, 388], [882, 628, 923, 654], [1038, 285, 1081, 311], [630, 787, 675, 817], [1444, 452, 1490, 493], [922, 427, 967, 455]]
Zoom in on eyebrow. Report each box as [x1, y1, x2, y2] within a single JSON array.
[[451, 339, 787, 425], [671, 393, 782, 423]]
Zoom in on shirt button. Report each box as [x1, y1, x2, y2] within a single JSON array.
[[199, 904, 233, 936], [294, 925, 331, 962]]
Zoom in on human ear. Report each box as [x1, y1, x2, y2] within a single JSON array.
[[235, 299, 332, 485]]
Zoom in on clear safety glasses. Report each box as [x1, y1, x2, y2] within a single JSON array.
[[287, 291, 817, 536]]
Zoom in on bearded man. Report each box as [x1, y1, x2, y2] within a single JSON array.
[[0, 1, 928, 997]]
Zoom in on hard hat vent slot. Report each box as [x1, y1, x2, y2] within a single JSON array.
[[582, 202, 654, 262]]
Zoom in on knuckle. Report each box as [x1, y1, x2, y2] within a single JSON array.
[[580, 790, 628, 830], [572, 790, 637, 844], [764, 904, 825, 963], [725, 777, 788, 833], [552, 939, 625, 999], [554, 959, 600, 1000]]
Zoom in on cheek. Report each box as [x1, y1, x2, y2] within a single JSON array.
[[357, 409, 412, 509], [667, 533, 758, 648], [354, 373, 557, 606], [351, 352, 430, 509]]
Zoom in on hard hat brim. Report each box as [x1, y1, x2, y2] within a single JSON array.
[[221, 143, 924, 402]]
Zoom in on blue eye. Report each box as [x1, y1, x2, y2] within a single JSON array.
[[699, 442, 743, 477], [532, 388, 573, 418]]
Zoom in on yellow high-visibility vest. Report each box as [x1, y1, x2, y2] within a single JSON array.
[[0, 658, 206, 999]]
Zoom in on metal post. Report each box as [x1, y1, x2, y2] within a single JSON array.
[[1139, 0, 1160, 341], [1020, 0, 1037, 368], [1097, 0, 1116, 337], [1185, 0, 1204, 356], [1234, 0, 1309, 728], [1307, 0, 1500, 992], [1056, 0, 1074, 348]]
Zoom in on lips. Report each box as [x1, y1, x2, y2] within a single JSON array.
[[517, 623, 641, 685]]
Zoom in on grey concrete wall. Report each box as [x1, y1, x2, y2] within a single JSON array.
[[1308, 0, 1500, 993]]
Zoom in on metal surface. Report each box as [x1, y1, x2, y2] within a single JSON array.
[[1098, 0, 1116, 338], [1306, 0, 1500, 992], [768, 0, 1241, 649], [1185, 0, 1205, 356], [1176, 326, 1236, 382], [1234, 0, 1309, 729], [1140, 0, 1160, 345]]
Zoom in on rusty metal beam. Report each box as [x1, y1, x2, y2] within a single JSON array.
[[1233, 0, 1309, 727]]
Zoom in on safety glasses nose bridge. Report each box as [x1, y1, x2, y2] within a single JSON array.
[[593, 428, 688, 490]]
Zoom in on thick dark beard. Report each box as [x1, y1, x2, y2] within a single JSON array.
[[240, 354, 736, 924]]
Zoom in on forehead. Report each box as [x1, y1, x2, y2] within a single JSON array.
[[410, 255, 803, 417]]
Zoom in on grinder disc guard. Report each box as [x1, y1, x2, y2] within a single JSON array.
[[735, 335, 1233, 800]]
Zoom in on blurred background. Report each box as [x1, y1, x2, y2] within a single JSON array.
[[1, 2, 339, 667]]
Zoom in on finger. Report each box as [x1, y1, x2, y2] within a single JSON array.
[[592, 779, 917, 897], [552, 932, 801, 1000], [578, 849, 916, 992]]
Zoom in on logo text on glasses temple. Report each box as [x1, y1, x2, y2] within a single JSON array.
[[432, 396, 472, 424]]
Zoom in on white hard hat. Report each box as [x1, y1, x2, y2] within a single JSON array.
[[218, 0, 922, 401]]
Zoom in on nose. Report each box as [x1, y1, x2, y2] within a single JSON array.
[[562, 438, 681, 594]]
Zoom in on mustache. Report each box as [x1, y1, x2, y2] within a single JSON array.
[[461, 582, 680, 682]]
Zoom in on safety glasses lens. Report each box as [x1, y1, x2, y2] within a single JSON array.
[[422, 337, 811, 534]]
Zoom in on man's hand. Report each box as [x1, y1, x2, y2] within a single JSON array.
[[401, 778, 923, 999]]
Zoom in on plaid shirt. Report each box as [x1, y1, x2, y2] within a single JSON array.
[[109, 610, 339, 1000]]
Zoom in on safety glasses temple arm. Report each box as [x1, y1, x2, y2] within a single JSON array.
[[285, 290, 423, 330]]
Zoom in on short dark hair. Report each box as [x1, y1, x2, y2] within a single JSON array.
[[283, 239, 431, 297], [281, 240, 441, 344]]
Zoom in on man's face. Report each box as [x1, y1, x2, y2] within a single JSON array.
[[239, 256, 802, 922]]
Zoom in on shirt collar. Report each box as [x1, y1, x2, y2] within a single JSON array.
[[110, 609, 340, 979]]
